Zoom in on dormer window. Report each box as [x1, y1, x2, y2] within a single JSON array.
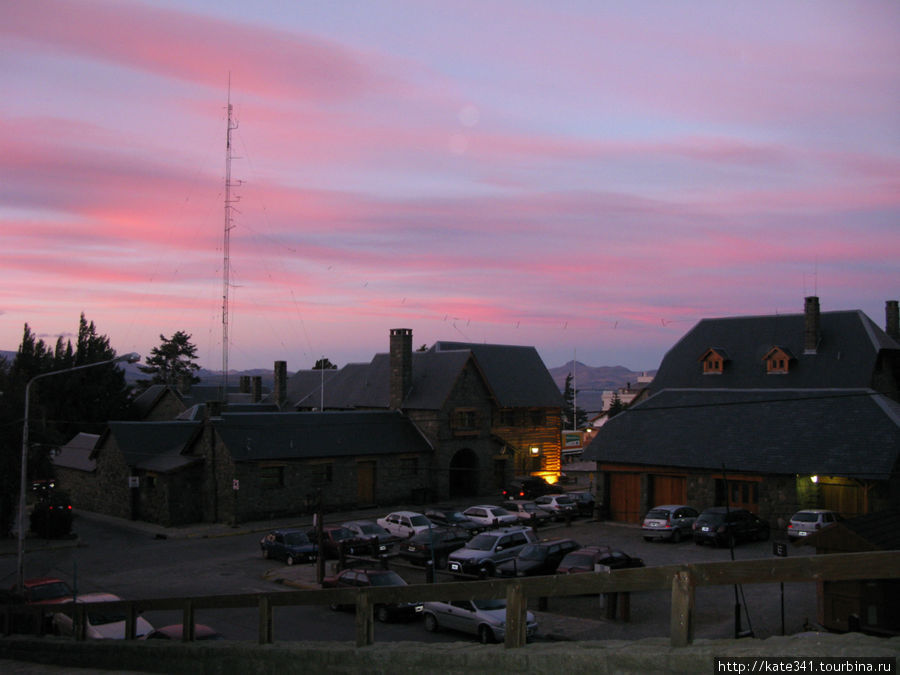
[[699, 348, 728, 375], [763, 346, 794, 374]]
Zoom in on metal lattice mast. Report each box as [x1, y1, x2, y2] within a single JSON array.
[[222, 77, 239, 400]]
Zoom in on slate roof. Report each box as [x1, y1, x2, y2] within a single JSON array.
[[651, 310, 898, 392], [52, 433, 101, 472], [130, 385, 178, 419], [431, 341, 564, 408], [104, 421, 203, 473], [213, 411, 433, 461], [583, 388, 900, 479]]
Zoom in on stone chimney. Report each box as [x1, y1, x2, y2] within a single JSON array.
[[251, 376, 262, 403], [390, 328, 412, 410], [239, 375, 250, 393], [886, 300, 899, 341], [274, 361, 287, 408], [804, 296, 820, 354]]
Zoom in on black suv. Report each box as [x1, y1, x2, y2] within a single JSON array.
[[501, 477, 554, 501], [495, 538, 581, 577], [692, 507, 770, 547]]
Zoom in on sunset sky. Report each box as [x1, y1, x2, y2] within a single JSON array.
[[2, 0, 898, 374]]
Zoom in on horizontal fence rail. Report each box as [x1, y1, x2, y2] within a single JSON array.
[[3, 551, 898, 649]]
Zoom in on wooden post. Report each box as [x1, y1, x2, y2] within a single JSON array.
[[75, 604, 86, 642], [258, 595, 272, 644], [670, 569, 695, 647], [182, 599, 195, 642], [125, 602, 137, 641], [504, 583, 527, 648], [355, 592, 374, 647], [619, 592, 631, 622]]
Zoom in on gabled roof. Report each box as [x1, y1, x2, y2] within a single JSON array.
[[52, 432, 101, 472], [583, 388, 900, 479], [213, 411, 433, 461], [104, 421, 203, 473], [651, 310, 898, 392], [277, 368, 341, 407], [432, 341, 564, 408], [130, 385, 180, 419]]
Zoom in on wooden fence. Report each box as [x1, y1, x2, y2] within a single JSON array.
[[4, 551, 898, 649]]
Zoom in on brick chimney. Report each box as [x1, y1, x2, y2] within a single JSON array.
[[886, 300, 899, 341], [251, 376, 262, 403], [804, 296, 820, 354], [390, 328, 412, 410], [274, 361, 287, 408]]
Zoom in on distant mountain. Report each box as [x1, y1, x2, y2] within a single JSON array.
[[548, 362, 656, 415]]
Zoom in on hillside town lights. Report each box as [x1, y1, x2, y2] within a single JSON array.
[[17, 352, 140, 591]]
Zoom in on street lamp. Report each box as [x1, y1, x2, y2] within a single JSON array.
[[17, 352, 140, 591]]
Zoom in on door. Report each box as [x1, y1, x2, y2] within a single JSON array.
[[357, 461, 376, 506], [608, 473, 642, 523], [651, 475, 686, 506]]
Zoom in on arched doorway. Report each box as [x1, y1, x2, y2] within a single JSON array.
[[449, 448, 479, 498]]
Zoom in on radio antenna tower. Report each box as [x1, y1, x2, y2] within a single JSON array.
[[221, 75, 240, 401]]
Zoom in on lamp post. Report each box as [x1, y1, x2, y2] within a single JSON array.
[[17, 352, 140, 591]]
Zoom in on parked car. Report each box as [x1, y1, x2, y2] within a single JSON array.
[[533, 494, 577, 520], [397, 526, 471, 567], [501, 477, 554, 501], [376, 511, 433, 539], [692, 507, 770, 547], [322, 568, 423, 622], [424, 507, 482, 534], [143, 624, 225, 640], [556, 545, 644, 574], [567, 491, 596, 517], [260, 529, 318, 565], [423, 598, 537, 644], [787, 509, 842, 541], [29, 490, 73, 538], [641, 505, 699, 543], [52, 593, 154, 639], [506, 500, 553, 526], [447, 526, 537, 577], [18, 578, 74, 605], [495, 538, 581, 577], [308, 526, 371, 559], [461, 505, 518, 528], [342, 520, 402, 555]]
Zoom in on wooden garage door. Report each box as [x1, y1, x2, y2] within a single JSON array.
[[820, 478, 865, 517], [609, 473, 642, 523], [651, 475, 686, 506]]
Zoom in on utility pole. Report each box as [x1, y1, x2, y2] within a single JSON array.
[[221, 74, 240, 401]]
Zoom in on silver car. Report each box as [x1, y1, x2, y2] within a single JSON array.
[[641, 505, 699, 543], [422, 598, 537, 643]]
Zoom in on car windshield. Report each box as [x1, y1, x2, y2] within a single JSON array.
[[517, 544, 548, 561], [699, 512, 725, 524], [368, 571, 406, 587], [522, 504, 538, 513], [489, 508, 511, 517], [410, 515, 431, 527], [445, 512, 467, 522], [331, 528, 354, 540], [29, 582, 72, 601], [88, 610, 126, 626], [645, 509, 671, 520], [560, 553, 595, 568], [473, 599, 506, 611], [355, 524, 386, 535], [792, 513, 819, 523], [467, 534, 499, 551], [555, 496, 574, 505], [283, 532, 309, 545]]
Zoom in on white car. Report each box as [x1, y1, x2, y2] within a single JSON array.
[[787, 509, 842, 541], [533, 494, 578, 520], [52, 593, 154, 639], [423, 598, 538, 644], [462, 505, 518, 528], [506, 500, 553, 525], [376, 511, 433, 538]]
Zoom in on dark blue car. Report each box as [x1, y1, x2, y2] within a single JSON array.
[[260, 529, 318, 565]]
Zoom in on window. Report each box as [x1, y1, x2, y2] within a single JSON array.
[[529, 410, 545, 427], [700, 349, 726, 374], [498, 409, 516, 426], [400, 457, 418, 477], [310, 463, 333, 486], [764, 347, 792, 374], [453, 408, 477, 430], [259, 465, 285, 489]]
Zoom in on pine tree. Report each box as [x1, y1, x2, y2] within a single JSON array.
[[562, 373, 587, 429], [137, 331, 201, 389]]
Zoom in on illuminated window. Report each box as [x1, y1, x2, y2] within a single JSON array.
[[699, 348, 727, 374], [763, 347, 793, 374]]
